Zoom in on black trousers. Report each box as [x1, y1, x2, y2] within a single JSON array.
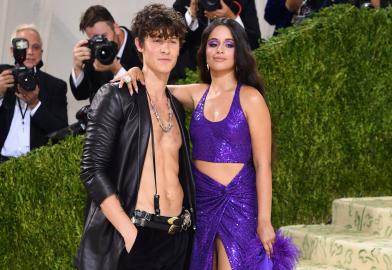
[[117, 226, 190, 270]]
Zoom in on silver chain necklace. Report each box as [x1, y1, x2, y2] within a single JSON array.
[[146, 91, 173, 133]]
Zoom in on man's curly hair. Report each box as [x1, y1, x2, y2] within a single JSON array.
[[131, 4, 187, 45]]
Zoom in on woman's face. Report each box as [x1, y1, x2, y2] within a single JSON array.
[[205, 25, 235, 74]]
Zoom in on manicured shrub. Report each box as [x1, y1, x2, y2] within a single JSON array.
[[0, 136, 85, 269], [180, 5, 392, 226]]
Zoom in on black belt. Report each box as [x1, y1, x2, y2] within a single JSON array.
[[131, 209, 192, 235]]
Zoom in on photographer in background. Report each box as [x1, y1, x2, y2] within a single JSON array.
[[265, 0, 387, 34], [366, 0, 391, 7], [70, 5, 141, 102], [171, 0, 261, 80], [0, 24, 68, 162], [264, 0, 303, 30]]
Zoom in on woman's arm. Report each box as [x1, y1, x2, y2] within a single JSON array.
[[118, 67, 207, 110], [241, 86, 275, 257], [168, 84, 205, 109]]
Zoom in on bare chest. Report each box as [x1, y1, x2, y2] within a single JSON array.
[[149, 114, 182, 153]]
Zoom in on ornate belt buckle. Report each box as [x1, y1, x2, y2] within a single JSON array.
[[181, 210, 191, 231], [168, 224, 179, 235], [167, 216, 179, 225], [143, 212, 152, 221], [132, 210, 152, 227], [167, 216, 180, 234]]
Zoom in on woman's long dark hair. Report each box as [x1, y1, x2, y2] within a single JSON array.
[[197, 18, 265, 95]]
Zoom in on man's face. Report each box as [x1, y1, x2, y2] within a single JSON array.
[[136, 35, 180, 75], [14, 29, 43, 69], [85, 21, 120, 45]]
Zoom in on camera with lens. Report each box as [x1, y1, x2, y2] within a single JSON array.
[[86, 35, 118, 65], [200, 0, 239, 13], [11, 38, 38, 91], [200, 0, 222, 11], [47, 105, 90, 142]]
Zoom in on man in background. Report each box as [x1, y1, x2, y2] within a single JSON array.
[[70, 5, 142, 102], [0, 24, 68, 162], [171, 0, 261, 80]]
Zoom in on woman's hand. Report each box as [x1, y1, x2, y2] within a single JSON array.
[[257, 220, 276, 258], [112, 67, 145, 95]]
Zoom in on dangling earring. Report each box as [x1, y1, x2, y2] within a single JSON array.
[[206, 63, 209, 70]]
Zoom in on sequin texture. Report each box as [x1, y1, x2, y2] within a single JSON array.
[[189, 82, 252, 164], [189, 83, 298, 269], [189, 82, 271, 269]]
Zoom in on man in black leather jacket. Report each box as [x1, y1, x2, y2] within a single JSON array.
[[75, 4, 195, 270]]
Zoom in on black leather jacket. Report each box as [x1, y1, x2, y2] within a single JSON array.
[[75, 83, 196, 270]]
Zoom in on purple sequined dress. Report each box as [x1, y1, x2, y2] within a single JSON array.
[[189, 82, 299, 270]]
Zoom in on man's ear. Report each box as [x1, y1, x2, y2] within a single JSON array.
[[134, 37, 143, 53], [113, 23, 121, 36], [9, 47, 13, 58]]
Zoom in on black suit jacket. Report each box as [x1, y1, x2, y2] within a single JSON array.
[[69, 27, 142, 102], [75, 83, 196, 270], [0, 67, 68, 152], [172, 0, 261, 80]]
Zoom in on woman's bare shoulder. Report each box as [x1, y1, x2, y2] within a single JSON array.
[[240, 85, 266, 106]]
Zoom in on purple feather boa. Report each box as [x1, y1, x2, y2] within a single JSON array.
[[245, 230, 300, 270]]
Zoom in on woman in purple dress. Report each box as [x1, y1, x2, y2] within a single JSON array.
[[122, 17, 298, 270]]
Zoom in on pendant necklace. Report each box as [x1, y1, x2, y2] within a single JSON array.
[[146, 90, 173, 133]]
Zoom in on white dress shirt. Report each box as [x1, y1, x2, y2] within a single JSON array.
[[1, 97, 41, 157]]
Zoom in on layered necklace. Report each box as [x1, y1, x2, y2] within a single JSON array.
[[146, 90, 173, 133]]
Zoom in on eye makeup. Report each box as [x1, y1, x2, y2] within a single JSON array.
[[207, 38, 235, 49]]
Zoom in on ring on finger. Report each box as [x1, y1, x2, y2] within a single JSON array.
[[123, 75, 132, 84]]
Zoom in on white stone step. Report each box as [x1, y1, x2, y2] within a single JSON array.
[[295, 260, 347, 270], [281, 224, 392, 270], [332, 197, 392, 238]]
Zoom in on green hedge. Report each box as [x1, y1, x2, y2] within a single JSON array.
[[256, 5, 392, 226], [1, 5, 391, 269], [180, 5, 392, 225], [0, 136, 85, 269]]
